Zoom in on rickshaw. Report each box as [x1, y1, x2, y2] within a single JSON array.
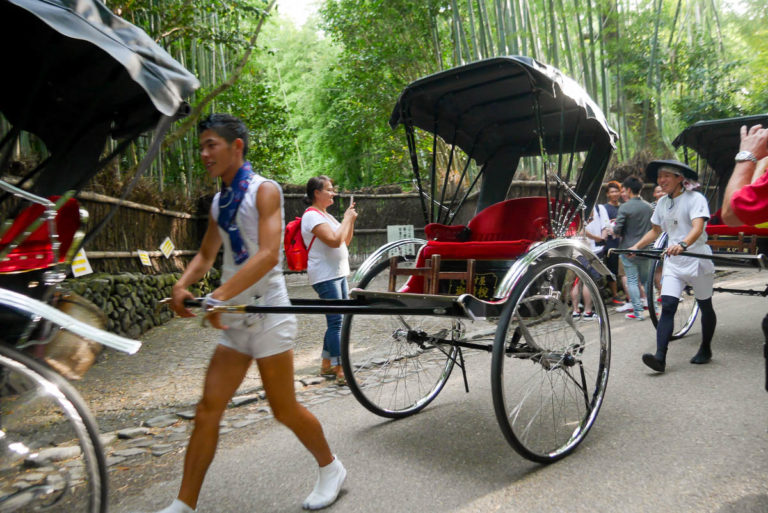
[[0, 0, 198, 511], [632, 115, 768, 339], [337, 56, 618, 463]]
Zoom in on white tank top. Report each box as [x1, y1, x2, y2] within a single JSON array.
[[211, 174, 287, 306]]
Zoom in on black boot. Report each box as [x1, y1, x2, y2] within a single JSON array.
[[642, 353, 666, 373], [690, 345, 712, 364]]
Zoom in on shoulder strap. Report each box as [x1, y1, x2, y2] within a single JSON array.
[[303, 207, 320, 253]]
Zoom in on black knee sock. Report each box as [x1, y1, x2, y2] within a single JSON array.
[[694, 297, 716, 358], [655, 295, 679, 361]]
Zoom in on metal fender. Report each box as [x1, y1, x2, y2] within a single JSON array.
[[351, 238, 427, 286], [0, 288, 141, 354], [495, 238, 614, 300]]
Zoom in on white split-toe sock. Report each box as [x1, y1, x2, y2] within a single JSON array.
[[302, 456, 347, 510], [153, 499, 195, 513]]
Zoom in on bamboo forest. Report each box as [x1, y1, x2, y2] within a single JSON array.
[[4, 0, 768, 205]]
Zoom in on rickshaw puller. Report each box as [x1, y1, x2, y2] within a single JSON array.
[[628, 160, 717, 373], [156, 114, 346, 513]]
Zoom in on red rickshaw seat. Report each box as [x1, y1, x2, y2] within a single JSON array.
[[0, 197, 81, 273], [398, 197, 557, 293]]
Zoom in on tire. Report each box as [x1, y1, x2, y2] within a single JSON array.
[[646, 235, 699, 339], [341, 256, 459, 418], [491, 257, 611, 463], [0, 344, 107, 512]]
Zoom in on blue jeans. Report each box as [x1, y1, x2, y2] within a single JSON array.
[[312, 277, 349, 366], [620, 253, 651, 316]]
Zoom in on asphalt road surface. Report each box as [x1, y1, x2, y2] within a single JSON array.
[[112, 270, 768, 513]]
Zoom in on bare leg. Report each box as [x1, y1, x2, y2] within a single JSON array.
[[177, 345, 253, 509], [608, 279, 618, 298], [583, 286, 593, 313], [570, 281, 581, 314], [621, 274, 631, 303], [257, 350, 333, 467]]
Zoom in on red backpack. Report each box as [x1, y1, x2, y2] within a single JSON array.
[[284, 208, 319, 271]]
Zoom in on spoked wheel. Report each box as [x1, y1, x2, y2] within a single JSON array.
[[0, 344, 107, 513], [341, 256, 460, 418], [491, 257, 611, 463], [646, 235, 699, 339]]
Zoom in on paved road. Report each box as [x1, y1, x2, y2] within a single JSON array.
[[110, 271, 768, 513]]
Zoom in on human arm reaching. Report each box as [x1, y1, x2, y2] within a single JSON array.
[[311, 200, 357, 247], [722, 124, 768, 226]]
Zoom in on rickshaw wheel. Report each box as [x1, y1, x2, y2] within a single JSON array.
[[646, 235, 699, 339], [341, 256, 458, 419], [0, 343, 107, 513], [491, 257, 611, 463]]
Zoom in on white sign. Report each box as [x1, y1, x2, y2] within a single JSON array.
[[71, 249, 93, 277], [137, 250, 152, 267], [386, 225, 415, 257], [159, 237, 175, 259]]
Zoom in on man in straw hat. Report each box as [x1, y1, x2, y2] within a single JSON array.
[[626, 160, 717, 373]]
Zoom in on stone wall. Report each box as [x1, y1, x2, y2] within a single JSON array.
[[61, 270, 220, 338]]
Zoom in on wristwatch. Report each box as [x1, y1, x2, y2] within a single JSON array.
[[734, 150, 758, 163], [679, 241, 688, 250]]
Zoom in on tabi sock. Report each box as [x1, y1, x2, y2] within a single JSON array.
[[302, 456, 347, 510], [154, 499, 195, 513]]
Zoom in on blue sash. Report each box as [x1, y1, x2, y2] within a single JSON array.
[[218, 162, 255, 264]]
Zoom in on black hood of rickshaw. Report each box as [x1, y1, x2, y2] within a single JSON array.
[[672, 114, 768, 212], [389, 56, 617, 218], [389, 56, 617, 163], [672, 114, 768, 179], [0, 0, 199, 195]]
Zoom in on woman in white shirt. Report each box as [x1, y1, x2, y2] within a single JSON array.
[[571, 205, 609, 320], [628, 160, 717, 373], [301, 176, 357, 384]]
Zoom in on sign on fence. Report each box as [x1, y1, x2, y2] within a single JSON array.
[[386, 225, 415, 257], [71, 249, 93, 277], [137, 250, 152, 266], [159, 237, 175, 259]]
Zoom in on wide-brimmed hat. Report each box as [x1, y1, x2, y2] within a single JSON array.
[[645, 160, 698, 183]]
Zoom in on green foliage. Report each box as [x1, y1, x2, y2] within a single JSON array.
[[312, 0, 449, 188], [208, 66, 295, 183]]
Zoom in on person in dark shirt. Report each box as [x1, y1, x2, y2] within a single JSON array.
[[610, 176, 654, 320]]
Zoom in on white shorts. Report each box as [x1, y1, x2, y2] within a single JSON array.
[[217, 276, 297, 359], [219, 313, 297, 359], [660, 273, 713, 301]]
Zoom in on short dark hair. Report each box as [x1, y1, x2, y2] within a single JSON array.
[[198, 114, 249, 158], [622, 176, 643, 195], [303, 175, 332, 206]]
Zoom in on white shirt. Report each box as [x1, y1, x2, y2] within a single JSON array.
[[585, 205, 609, 255], [651, 190, 714, 277], [301, 209, 350, 285]]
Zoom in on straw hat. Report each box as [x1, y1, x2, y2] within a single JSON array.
[[645, 160, 698, 183]]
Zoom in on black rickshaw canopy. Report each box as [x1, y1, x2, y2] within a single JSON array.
[[672, 114, 768, 211], [0, 0, 200, 196], [672, 114, 768, 178], [388, 56, 617, 223]]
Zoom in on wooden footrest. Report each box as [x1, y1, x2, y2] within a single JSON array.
[[389, 254, 475, 295], [707, 232, 757, 254]]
